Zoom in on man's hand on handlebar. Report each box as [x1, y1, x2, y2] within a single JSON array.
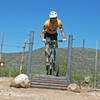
[[42, 38, 46, 42], [62, 38, 66, 42]]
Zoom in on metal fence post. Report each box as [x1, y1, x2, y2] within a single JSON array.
[[94, 40, 98, 88], [0, 32, 4, 62], [66, 35, 73, 83], [26, 31, 34, 77]]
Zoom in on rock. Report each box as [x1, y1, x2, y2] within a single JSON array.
[[67, 83, 81, 93], [10, 74, 30, 88]]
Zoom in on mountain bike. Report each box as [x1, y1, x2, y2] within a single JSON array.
[[45, 38, 63, 76]]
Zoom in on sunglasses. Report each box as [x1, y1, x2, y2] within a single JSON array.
[[50, 18, 57, 22]]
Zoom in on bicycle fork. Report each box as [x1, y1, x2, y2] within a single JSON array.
[[49, 49, 56, 75]]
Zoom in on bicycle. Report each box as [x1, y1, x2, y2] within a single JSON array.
[[45, 38, 63, 76]]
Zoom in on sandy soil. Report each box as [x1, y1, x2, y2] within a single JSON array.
[[0, 77, 100, 100]]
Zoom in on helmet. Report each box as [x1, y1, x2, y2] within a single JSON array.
[[49, 11, 57, 18]]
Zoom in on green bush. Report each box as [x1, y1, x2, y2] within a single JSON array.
[[0, 66, 9, 77], [0, 65, 26, 77], [59, 60, 67, 76]]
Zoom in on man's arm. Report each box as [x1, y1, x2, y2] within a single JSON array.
[[40, 25, 46, 42], [40, 28, 45, 39], [40, 25, 46, 39], [59, 25, 66, 39]]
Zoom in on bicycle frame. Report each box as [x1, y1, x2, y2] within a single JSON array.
[[49, 41, 56, 64], [46, 38, 63, 76]]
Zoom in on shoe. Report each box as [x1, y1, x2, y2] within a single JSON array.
[[46, 62, 49, 75], [49, 69, 52, 75]]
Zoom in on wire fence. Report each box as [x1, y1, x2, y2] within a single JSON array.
[[71, 48, 95, 86], [70, 40, 100, 88], [30, 40, 68, 76], [0, 39, 68, 77], [0, 34, 100, 89]]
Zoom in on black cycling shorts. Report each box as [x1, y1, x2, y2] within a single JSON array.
[[44, 32, 58, 47], [44, 32, 58, 40]]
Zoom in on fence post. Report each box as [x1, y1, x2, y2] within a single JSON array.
[[94, 40, 98, 88], [66, 35, 73, 84], [0, 32, 4, 62], [26, 31, 34, 77], [19, 40, 27, 74]]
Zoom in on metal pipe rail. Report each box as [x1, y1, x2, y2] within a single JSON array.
[[30, 74, 67, 90]]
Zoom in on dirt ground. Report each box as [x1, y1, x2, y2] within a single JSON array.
[[0, 77, 100, 100]]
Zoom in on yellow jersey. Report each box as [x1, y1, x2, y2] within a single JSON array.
[[44, 19, 62, 34]]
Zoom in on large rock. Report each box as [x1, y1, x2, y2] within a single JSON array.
[[10, 74, 30, 88], [67, 83, 81, 93]]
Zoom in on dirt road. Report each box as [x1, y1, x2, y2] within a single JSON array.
[[0, 77, 100, 100]]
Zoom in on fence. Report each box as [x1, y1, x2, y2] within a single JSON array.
[[71, 40, 100, 88], [0, 32, 68, 78], [0, 32, 100, 89], [0, 52, 28, 77]]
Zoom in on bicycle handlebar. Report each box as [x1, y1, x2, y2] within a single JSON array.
[[46, 40, 64, 43]]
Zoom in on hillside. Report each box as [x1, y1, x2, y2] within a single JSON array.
[[1, 47, 100, 75]]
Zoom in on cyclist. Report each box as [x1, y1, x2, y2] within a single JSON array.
[[40, 11, 66, 74]]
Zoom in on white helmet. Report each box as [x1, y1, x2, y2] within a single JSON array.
[[49, 11, 57, 18]]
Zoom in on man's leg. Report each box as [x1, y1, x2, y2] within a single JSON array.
[[54, 50, 56, 62], [45, 44, 50, 63], [45, 44, 50, 75]]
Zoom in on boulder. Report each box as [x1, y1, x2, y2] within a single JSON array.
[[67, 83, 81, 93], [10, 74, 30, 88]]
